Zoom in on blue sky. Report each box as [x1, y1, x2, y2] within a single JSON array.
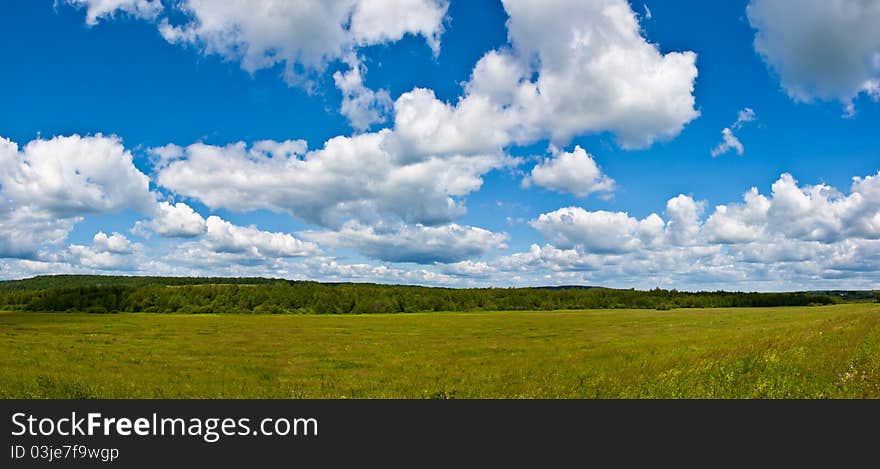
[[1, 0, 879, 290]]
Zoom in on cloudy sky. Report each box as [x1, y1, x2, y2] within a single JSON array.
[[1, 0, 880, 290]]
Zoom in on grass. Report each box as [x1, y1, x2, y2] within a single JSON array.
[[1, 304, 879, 398]]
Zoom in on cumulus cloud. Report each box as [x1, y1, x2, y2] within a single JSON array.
[[152, 215, 320, 271], [0, 134, 154, 217], [347, 0, 448, 54], [64, 0, 697, 153], [153, 132, 513, 263], [0, 206, 79, 259], [64, 0, 162, 25], [711, 108, 756, 157], [0, 134, 155, 258], [501, 171, 880, 290], [390, 87, 517, 157], [151, 0, 701, 262], [392, 0, 700, 153], [333, 55, 393, 131], [437, 260, 495, 278], [702, 188, 768, 244], [665, 194, 704, 246], [530, 207, 665, 254], [64, 0, 450, 130], [156, 0, 449, 86], [747, 0, 880, 114], [301, 222, 507, 264], [534, 172, 880, 254], [0, 134, 307, 274], [133, 201, 207, 238], [60, 0, 702, 270], [385, 0, 700, 158], [62, 232, 140, 271], [524, 145, 615, 197], [202, 216, 319, 258], [147, 143, 186, 169], [475, 0, 699, 148], [64, 245, 138, 270], [495, 243, 606, 274], [156, 134, 511, 229], [92, 231, 134, 254], [704, 173, 880, 244], [39, 0, 708, 275]]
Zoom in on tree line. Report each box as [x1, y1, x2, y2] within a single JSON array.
[[0, 275, 840, 314]]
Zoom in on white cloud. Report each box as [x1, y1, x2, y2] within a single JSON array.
[[437, 260, 495, 278], [153, 132, 513, 263], [711, 108, 756, 157], [151, 0, 703, 263], [0, 206, 79, 259], [301, 222, 507, 264], [0, 134, 155, 258], [705, 173, 880, 244], [0, 134, 154, 217], [156, 0, 449, 86], [733, 108, 757, 129], [65, 0, 162, 25], [147, 143, 186, 169], [60, 0, 702, 275], [348, 0, 448, 55], [64, 0, 697, 155], [480, 0, 699, 148], [92, 231, 134, 254], [157, 215, 320, 270], [370, 0, 700, 156], [703, 188, 769, 244], [524, 145, 615, 197], [134, 201, 207, 238], [390, 87, 516, 158], [63, 245, 138, 270], [533, 171, 880, 256], [495, 244, 606, 273], [39, 1, 709, 276], [62, 232, 141, 271], [530, 207, 665, 254], [65, 0, 450, 130], [502, 170, 880, 290], [665, 194, 704, 246], [296, 257, 482, 287], [711, 128, 744, 157], [156, 134, 511, 228], [202, 216, 319, 259], [7, 165, 880, 290], [333, 55, 393, 131], [392, 88, 512, 157], [747, 0, 880, 112]]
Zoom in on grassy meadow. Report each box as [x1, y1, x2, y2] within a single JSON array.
[[1, 303, 879, 398]]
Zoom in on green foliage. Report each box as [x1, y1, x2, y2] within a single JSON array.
[[0, 275, 838, 314]]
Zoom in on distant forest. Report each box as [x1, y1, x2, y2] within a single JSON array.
[[0, 275, 866, 314]]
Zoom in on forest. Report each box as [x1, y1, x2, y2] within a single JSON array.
[[0, 275, 850, 314]]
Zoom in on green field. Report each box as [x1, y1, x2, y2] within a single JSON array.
[[1, 304, 879, 398]]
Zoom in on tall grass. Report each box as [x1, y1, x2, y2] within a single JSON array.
[[1, 304, 878, 398]]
